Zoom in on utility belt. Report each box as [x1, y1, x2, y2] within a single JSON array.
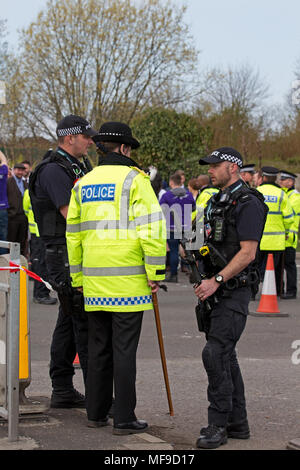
[[199, 242, 260, 290], [194, 242, 260, 333]]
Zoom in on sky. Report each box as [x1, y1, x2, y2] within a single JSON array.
[[1, 0, 300, 107]]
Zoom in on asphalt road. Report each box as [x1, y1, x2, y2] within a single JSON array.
[[0, 265, 299, 452]]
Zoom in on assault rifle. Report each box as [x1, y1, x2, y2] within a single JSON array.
[[180, 237, 218, 332]]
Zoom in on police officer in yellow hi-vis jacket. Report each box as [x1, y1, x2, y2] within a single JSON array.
[[257, 166, 294, 293], [66, 122, 166, 434], [278, 170, 300, 299]]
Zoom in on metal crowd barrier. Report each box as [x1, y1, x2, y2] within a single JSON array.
[[0, 241, 21, 442]]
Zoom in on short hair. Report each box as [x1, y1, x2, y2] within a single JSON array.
[[169, 173, 182, 186], [98, 141, 121, 153], [188, 177, 201, 191], [174, 169, 184, 176], [263, 174, 277, 183]]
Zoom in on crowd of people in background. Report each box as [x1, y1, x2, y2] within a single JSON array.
[[0, 151, 57, 305]]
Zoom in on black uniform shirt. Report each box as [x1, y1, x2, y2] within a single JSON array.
[[34, 148, 79, 245], [230, 180, 266, 243]]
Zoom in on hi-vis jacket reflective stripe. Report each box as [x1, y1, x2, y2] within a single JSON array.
[[192, 187, 219, 224], [257, 183, 294, 251], [66, 165, 167, 312], [196, 187, 219, 209], [283, 188, 300, 249], [23, 189, 39, 236]]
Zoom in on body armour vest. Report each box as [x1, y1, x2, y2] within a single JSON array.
[[204, 181, 267, 271], [29, 149, 86, 241]]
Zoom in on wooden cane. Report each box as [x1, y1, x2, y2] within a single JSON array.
[[152, 291, 174, 416]]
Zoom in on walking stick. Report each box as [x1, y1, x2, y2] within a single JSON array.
[[152, 290, 174, 416]]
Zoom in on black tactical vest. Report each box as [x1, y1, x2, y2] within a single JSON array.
[[204, 181, 267, 266], [29, 149, 86, 240]]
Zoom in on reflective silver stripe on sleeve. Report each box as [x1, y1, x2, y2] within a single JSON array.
[[120, 170, 139, 229], [283, 213, 294, 219], [82, 265, 146, 276], [73, 183, 80, 204], [278, 190, 284, 211], [134, 211, 163, 227], [67, 223, 81, 233], [70, 264, 82, 274], [144, 255, 166, 265], [263, 232, 285, 236]]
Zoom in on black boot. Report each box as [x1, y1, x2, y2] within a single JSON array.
[[227, 419, 250, 439], [196, 424, 227, 449], [50, 388, 85, 408]]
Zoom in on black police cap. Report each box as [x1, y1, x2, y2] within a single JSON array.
[[56, 114, 97, 137], [199, 147, 243, 168], [93, 122, 140, 149]]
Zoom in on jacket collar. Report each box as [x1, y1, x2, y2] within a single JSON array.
[[98, 152, 141, 169]]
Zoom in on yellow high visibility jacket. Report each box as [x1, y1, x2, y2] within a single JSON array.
[[196, 186, 219, 209], [192, 186, 219, 225], [283, 187, 300, 249], [23, 189, 40, 236], [66, 164, 167, 312], [257, 183, 294, 251]]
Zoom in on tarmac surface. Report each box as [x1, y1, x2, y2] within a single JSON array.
[[0, 261, 299, 455]]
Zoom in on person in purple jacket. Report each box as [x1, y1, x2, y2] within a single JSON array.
[[159, 173, 196, 282], [0, 151, 9, 255]]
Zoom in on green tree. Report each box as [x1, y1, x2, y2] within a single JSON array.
[[131, 107, 212, 179], [16, 0, 199, 140]]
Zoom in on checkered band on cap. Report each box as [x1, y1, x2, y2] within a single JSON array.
[[210, 151, 243, 168], [57, 126, 83, 137], [98, 132, 125, 137]]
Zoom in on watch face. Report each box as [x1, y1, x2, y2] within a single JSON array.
[[215, 275, 223, 283]]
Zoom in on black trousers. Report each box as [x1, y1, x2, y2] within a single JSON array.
[[7, 214, 28, 256], [86, 310, 143, 425], [45, 244, 88, 390], [283, 247, 297, 295], [258, 250, 283, 294], [202, 302, 247, 427], [30, 234, 50, 299]]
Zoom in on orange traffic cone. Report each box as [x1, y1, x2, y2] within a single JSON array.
[[73, 353, 81, 368], [250, 254, 288, 317]]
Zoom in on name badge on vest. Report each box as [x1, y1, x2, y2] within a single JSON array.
[[81, 184, 116, 203]]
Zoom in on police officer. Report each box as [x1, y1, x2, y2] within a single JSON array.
[[278, 170, 300, 299], [240, 163, 256, 185], [194, 147, 267, 449], [66, 122, 166, 434], [23, 188, 57, 304], [256, 166, 294, 294], [196, 174, 219, 208], [29, 114, 97, 408]]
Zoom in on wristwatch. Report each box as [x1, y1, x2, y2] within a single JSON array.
[[214, 274, 224, 284]]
